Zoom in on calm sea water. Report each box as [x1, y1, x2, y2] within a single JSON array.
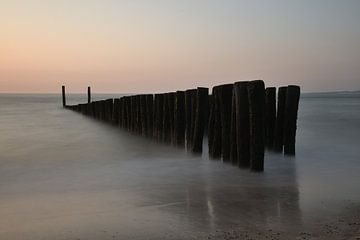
[[0, 93, 359, 239]]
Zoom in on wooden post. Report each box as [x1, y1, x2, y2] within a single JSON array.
[[162, 93, 171, 143], [208, 94, 215, 156], [62, 85, 66, 107], [113, 98, 120, 124], [230, 88, 237, 164], [185, 89, 197, 150], [87, 86, 91, 104], [119, 97, 124, 127], [154, 94, 164, 141], [174, 91, 185, 147], [247, 80, 265, 172], [136, 95, 141, 134], [124, 97, 130, 130], [209, 86, 222, 159], [234, 81, 250, 168], [265, 87, 276, 149], [146, 94, 154, 138], [140, 95, 147, 137], [283, 85, 300, 155], [168, 92, 175, 144], [219, 84, 233, 162], [192, 87, 209, 154], [274, 87, 287, 152]]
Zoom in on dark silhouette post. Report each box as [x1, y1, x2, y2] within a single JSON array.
[[209, 86, 222, 159], [174, 91, 185, 147], [146, 94, 154, 138], [185, 89, 197, 150], [284, 85, 301, 155], [192, 87, 209, 154], [265, 87, 276, 149], [234, 81, 250, 168], [62, 85, 66, 107], [274, 87, 287, 152], [247, 80, 265, 172], [219, 84, 233, 162], [87, 86, 91, 104]]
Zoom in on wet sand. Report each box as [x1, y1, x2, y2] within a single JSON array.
[[0, 94, 359, 239]]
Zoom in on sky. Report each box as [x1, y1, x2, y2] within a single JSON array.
[[0, 0, 359, 93]]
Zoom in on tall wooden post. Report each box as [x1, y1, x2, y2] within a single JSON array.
[[174, 91, 185, 147], [274, 87, 288, 152], [234, 81, 250, 168], [247, 80, 265, 172], [87, 86, 91, 104], [265, 87, 276, 149], [192, 87, 209, 154], [62, 85, 66, 107], [219, 84, 233, 162], [283, 85, 300, 155], [185, 89, 197, 149], [209, 86, 222, 159]]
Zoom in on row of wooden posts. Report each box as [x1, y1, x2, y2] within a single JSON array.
[[62, 80, 300, 172]]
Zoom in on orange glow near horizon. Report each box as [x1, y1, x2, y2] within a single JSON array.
[[1, 1, 359, 93]]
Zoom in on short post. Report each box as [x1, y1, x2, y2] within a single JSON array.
[[247, 80, 265, 172], [62, 85, 66, 107], [174, 91, 185, 147], [87, 86, 91, 104]]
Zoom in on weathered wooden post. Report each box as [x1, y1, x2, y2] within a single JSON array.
[[283, 85, 300, 155], [153, 94, 159, 138], [62, 85, 66, 107], [274, 87, 287, 152], [140, 95, 147, 137], [87, 86, 91, 104], [192, 87, 209, 153], [219, 84, 233, 162], [130, 96, 136, 132], [113, 98, 120, 124], [124, 97, 130, 130], [119, 97, 125, 128], [154, 94, 164, 141], [208, 94, 215, 155], [209, 86, 222, 159], [185, 89, 197, 150], [234, 81, 250, 168], [146, 94, 154, 138], [174, 91, 185, 147], [136, 95, 141, 134], [162, 93, 171, 143], [247, 80, 265, 172], [265, 87, 276, 149], [168, 92, 175, 144], [230, 88, 237, 164]]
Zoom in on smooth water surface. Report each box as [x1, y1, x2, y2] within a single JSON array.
[[0, 93, 359, 239]]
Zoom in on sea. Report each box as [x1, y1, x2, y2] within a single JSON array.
[[0, 92, 359, 239]]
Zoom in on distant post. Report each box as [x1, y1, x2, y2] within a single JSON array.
[[62, 85, 66, 107], [88, 86, 91, 104]]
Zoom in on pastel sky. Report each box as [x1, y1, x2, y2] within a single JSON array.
[[1, 0, 359, 93]]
